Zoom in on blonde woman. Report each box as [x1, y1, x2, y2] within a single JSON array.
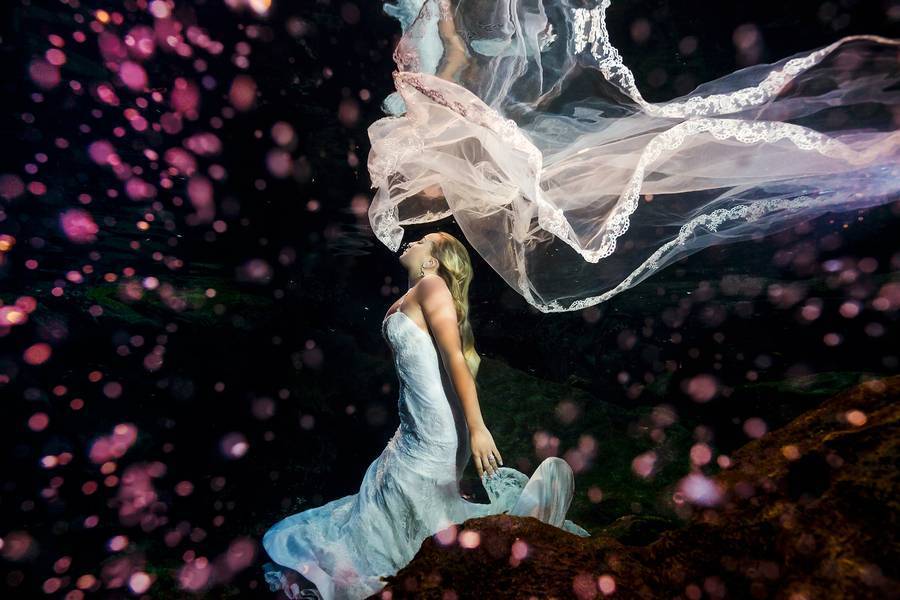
[[262, 231, 589, 600]]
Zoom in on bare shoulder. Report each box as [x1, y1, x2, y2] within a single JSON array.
[[415, 274, 453, 307], [415, 275, 459, 340]]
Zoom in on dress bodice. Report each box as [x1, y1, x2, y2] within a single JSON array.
[[382, 306, 462, 455], [381, 291, 438, 373]]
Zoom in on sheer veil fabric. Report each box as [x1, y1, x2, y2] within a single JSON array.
[[368, 0, 900, 312]]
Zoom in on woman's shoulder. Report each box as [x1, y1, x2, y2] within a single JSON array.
[[415, 273, 450, 294], [413, 274, 453, 307]]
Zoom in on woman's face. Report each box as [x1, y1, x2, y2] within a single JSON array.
[[399, 233, 435, 269]]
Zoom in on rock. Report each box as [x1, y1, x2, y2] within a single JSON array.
[[368, 376, 900, 599], [595, 514, 675, 547]]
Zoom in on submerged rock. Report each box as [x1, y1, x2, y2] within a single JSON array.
[[369, 375, 899, 599]]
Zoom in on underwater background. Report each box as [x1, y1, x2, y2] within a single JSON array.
[[1, 0, 898, 597]]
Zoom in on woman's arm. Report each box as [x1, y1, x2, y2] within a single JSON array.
[[417, 274, 503, 478], [435, 1, 470, 82]]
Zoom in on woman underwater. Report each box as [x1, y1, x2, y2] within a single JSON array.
[[262, 232, 589, 599]]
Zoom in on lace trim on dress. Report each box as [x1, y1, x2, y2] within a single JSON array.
[[370, 0, 900, 312]]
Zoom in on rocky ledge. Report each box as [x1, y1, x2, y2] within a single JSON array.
[[369, 376, 899, 599]]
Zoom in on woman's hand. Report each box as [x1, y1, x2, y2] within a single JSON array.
[[470, 426, 503, 479]]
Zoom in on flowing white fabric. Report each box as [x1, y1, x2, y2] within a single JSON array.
[[368, 0, 900, 312], [262, 301, 589, 600]]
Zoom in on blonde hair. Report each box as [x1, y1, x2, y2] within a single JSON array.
[[430, 232, 481, 380]]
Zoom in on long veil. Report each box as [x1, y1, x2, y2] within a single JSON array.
[[367, 0, 900, 312]]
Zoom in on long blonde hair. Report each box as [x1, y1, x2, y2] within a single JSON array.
[[430, 232, 481, 380]]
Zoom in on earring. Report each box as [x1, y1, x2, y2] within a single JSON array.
[[419, 264, 425, 277]]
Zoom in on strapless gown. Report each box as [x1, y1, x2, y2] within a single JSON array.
[[261, 308, 590, 599]]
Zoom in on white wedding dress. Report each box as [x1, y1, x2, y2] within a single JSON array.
[[262, 295, 590, 600]]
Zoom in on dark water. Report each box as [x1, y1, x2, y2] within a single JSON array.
[[1, 0, 898, 597]]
